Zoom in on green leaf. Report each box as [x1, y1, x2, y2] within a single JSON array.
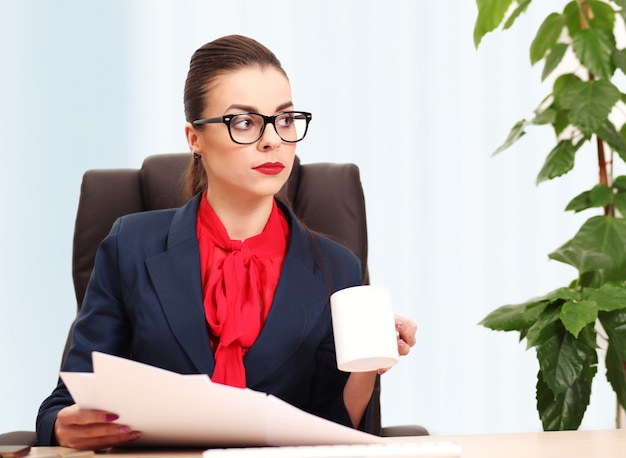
[[532, 106, 557, 125], [536, 139, 576, 184], [479, 301, 547, 332], [619, 123, 626, 163], [549, 241, 614, 273], [616, 0, 626, 33], [530, 13, 566, 65], [542, 43, 569, 81], [536, 322, 594, 395], [560, 300, 598, 338], [589, 184, 613, 207], [575, 216, 626, 267], [603, 334, 626, 415], [563, 1, 583, 38], [549, 216, 626, 274], [503, 0, 531, 30], [558, 79, 621, 136], [526, 302, 565, 349], [586, 0, 617, 32], [614, 176, 626, 192], [485, 288, 580, 347], [596, 119, 626, 161], [492, 118, 528, 156], [615, 178, 626, 216], [585, 283, 626, 312], [474, 0, 514, 48], [545, 287, 583, 302], [578, 322, 599, 351], [536, 364, 595, 430], [552, 73, 582, 137], [520, 288, 582, 349], [549, 235, 614, 274], [605, 342, 626, 411], [552, 107, 570, 136], [553, 73, 582, 109], [613, 48, 626, 76], [565, 190, 592, 213], [614, 192, 626, 217], [572, 28, 616, 80], [599, 309, 626, 360], [564, 0, 616, 36]]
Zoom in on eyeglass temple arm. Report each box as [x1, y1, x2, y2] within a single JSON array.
[[192, 117, 223, 125]]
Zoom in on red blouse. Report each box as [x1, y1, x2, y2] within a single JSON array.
[[196, 193, 289, 388]]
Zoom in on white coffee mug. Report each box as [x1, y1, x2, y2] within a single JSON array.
[[330, 285, 399, 372]]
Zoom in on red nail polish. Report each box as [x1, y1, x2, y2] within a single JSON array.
[[105, 413, 119, 422]]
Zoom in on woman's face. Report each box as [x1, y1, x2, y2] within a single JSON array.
[[186, 66, 297, 204]]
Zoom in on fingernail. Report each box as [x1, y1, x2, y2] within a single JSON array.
[[396, 321, 404, 328], [398, 339, 406, 346], [118, 425, 132, 434], [105, 413, 119, 422], [129, 431, 142, 441]]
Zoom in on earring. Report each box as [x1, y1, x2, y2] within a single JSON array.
[[193, 152, 202, 159]]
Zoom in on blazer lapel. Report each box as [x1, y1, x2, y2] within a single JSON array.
[[145, 195, 215, 376], [244, 207, 328, 388], [144, 198, 329, 385]]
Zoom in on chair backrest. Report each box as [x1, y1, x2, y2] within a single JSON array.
[[68, 153, 379, 433], [72, 153, 369, 308]]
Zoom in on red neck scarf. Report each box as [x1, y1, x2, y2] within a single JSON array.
[[196, 194, 289, 388]]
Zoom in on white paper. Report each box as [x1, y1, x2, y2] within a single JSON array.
[[263, 395, 381, 446], [59, 372, 97, 409], [60, 352, 384, 447]]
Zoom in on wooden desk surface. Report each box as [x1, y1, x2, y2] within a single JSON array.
[[28, 429, 626, 458]]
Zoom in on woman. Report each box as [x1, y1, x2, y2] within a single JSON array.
[[36, 35, 417, 450]]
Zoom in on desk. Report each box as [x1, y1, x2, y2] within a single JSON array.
[[28, 429, 626, 458]]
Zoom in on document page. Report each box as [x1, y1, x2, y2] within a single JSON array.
[[60, 352, 383, 447]]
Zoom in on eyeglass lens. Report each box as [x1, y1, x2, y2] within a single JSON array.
[[229, 112, 309, 143]]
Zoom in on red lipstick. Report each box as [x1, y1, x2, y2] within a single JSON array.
[[253, 162, 285, 175]]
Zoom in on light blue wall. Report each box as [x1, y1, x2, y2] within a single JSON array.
[[0, 0, 618, 435]]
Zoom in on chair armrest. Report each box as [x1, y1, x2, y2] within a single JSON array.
[[381, 425, 430, 437], [0, 430, 37, 446]]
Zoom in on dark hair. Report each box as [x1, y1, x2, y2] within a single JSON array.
[[183, 35, 288, 198]]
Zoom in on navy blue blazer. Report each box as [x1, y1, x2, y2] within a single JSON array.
[[36, 195, 369, 445]]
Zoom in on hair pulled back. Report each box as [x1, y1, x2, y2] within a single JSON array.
[[183, 35, 288, 198]]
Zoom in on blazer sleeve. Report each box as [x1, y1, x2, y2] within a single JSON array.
[[307, 240, 374, 432], [36, 218, 131, 445]]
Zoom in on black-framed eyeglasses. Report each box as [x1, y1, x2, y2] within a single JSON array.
[[192, 111, 312, 145]]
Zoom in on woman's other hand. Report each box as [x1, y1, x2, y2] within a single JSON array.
[[54, 404, 141, 450], [378, 315, 417, 375], [395, 315, 417, 356]]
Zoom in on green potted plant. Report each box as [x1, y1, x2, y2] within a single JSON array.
[[474, 0, 626, 430]]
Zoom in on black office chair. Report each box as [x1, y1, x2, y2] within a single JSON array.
[[0, 154, 427, 446]]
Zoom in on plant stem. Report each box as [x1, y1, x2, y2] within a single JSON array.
[[582, 0, 624, 404], [596, 135, 608, 188], [587, 70, 612, 215], [596, 133, 613, 215], [578, 0, 592, 29], [578, 2, 612, 214]]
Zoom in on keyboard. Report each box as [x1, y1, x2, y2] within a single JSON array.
[[203, 442, 462, 458]]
